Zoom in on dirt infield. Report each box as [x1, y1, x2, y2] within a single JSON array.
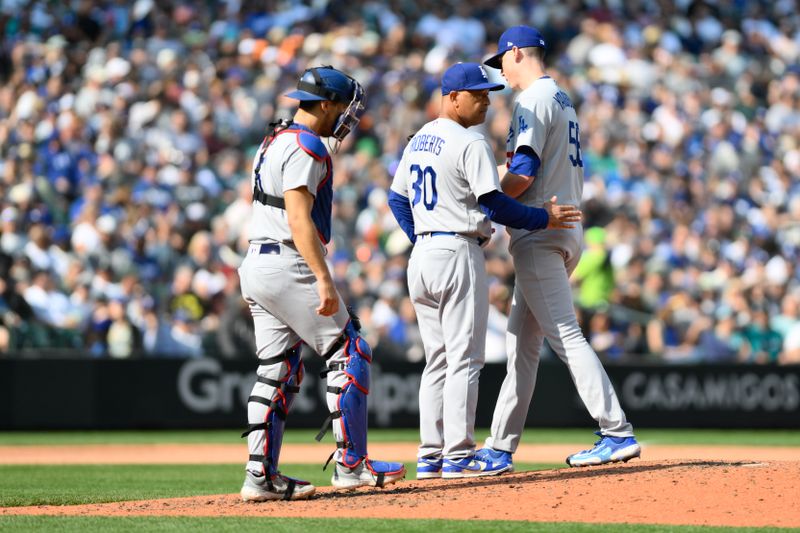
[[2, 444, 799, 527]]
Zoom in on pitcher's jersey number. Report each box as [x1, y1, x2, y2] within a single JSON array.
[[568, 121, 583, 168]]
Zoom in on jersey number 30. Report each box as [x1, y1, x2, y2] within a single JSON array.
[[410, 164, 438, 210], [568, 121, 583, 168]]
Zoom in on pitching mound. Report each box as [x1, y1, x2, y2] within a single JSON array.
[[4, 460, 799, 527]]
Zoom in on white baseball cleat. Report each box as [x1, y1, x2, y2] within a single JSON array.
[[332, 458, 406, 490], [240, 471, 316, 502]]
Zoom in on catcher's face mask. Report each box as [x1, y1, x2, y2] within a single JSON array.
[[331, 79, 365, 152]]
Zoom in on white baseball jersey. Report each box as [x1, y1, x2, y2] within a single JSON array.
[[247, 131, 328, 244], [391, 118, 500, 240], [506, 76, 583, 247]]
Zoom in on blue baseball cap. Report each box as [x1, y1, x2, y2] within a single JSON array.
[[441, 62, 504, 95], [484, 25, 546, 69]]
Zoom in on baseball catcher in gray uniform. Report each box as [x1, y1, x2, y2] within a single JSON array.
[[238, 66, 405, 502]]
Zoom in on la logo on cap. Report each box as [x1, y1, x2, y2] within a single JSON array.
[[507, 41, 513, 46], [478, 65, 488, 80]]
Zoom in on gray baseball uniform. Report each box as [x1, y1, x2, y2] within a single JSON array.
[[485, 77, 634, 454], [391, 118, 499, 461], [239, 127, 351, 477], [239, 67, 406, 502]]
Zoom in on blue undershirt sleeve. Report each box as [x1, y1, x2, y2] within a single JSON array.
[[508, 146, 540, 177], [388, 190, 416, 243], [478, 190, 549, 230]]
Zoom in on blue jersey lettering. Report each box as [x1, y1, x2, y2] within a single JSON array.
[[506, 123, 515, 144], [553, 90, 574, 110], [410, 134, 445, 155]]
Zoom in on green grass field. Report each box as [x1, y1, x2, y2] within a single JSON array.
[[3, 428, 800, 446], [1, 516, 790, 533], [1, 428, 798, 532]]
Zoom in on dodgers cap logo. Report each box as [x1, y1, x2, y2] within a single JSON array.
[[441, 62, 505, 95]]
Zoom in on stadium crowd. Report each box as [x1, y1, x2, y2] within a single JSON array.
[[0, 0, 799, 364]]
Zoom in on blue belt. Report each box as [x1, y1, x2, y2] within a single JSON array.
[[427, 232, 487, 246], [259, 243, 280, 255]]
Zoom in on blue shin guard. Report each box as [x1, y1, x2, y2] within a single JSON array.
[[338, 322, 371, 466], [316, 321, 372, 466], [317, 321, 405, 480], [317, 322, 406, 482], [317, 321, 406, 483], [243, 344, 304, 477]]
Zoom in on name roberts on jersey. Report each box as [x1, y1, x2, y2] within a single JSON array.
[[408, 133, 446, 155]]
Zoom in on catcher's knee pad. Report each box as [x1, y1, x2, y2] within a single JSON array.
[[243, 343, 304, 476], [316, 321, 372, 467]]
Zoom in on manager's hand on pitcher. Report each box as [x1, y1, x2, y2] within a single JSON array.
[[545, 195, 582, 229]]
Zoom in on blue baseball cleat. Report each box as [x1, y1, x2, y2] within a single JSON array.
[[566, 432, 641, 467], [416, 456, 443, 479], [442, 454, 511, 478], [475, 447, 514, 473]]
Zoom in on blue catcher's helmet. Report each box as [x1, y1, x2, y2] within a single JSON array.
[[285, 66, 360, 103], [285, 65, 366, 150]]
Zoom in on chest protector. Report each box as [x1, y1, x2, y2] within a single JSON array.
[[253, 121, 333, 244]]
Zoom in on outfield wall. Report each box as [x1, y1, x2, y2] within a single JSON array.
[[1, 357, 798, 429]]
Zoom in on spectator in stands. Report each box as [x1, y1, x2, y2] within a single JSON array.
[[771, 292, 800, 340], [646, 292, 699, 361], [215, 291, 255, 360], [739, 307, 784, 363], [572, 226, 614, 309], [782, 322, 800, 365], [484, 282, 511, 363], [106, 297, 141, 358], [370, 279, 406, 361], [689, 309, 744, 364], [588, 309, 623, 361], [168, 264, 204, 323]]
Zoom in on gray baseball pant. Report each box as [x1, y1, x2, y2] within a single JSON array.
[[486, 227, 633, 453], [238, 243, 351, 473], [409, 234, 488, 461]]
